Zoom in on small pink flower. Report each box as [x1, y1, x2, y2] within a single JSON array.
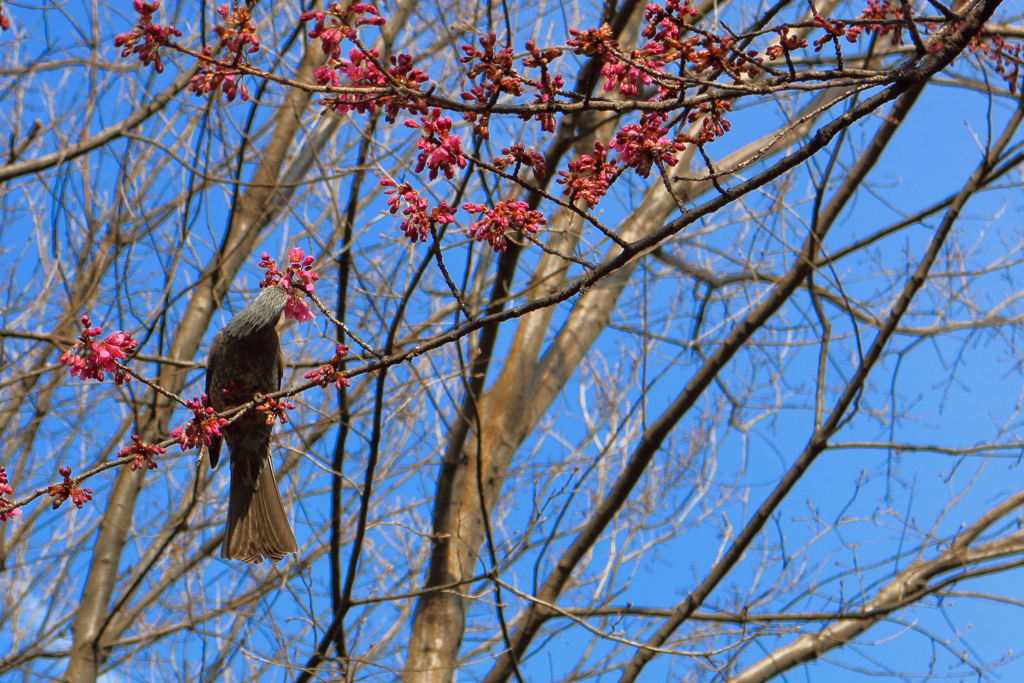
[[299, 1, 385, 58], [188, 56, 250, 103], [600, 44, 664, 96], [316, 49, 429, 122], [459, 33, 525, 138], [284, 296, 316, 323], [642, 0, 699, 45], [567, 24, 619, 57], [812, 14, 863, 51]]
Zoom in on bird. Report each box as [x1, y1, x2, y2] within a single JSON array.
[[205, 284, 298, 562]]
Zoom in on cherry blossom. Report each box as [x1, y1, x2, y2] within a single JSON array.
[[188, 47, 250, 101], [601, 47, 665, 96], [170, 394, 228, 451], [812, 14, 864, 51], [259, 249, 320, 322], [0, 466, 20, 522], [381, 179, 457, 243], [255, 396, 297, 425], [300, 2, 385, 59], [215, 4, 260, 55], [611, 113, 686, 178], [493, 144, 547, 181], [305, 344, 353, 390], [557, 141, 618, 206], [48, 467, 93, 510], [60, 315, 139, 384], [686, 99, 733, 143], [316, 49, 429, 122], [462, 199, 546, 252], [460, 33, 522, 137], [113, 0, 182, 73], [118, 434, 165, 471], [407, 108, 467, 181], [766, 26, 809, 61]]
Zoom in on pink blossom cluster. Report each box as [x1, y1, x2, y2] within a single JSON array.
[[255, 396, 296, 425], [641, 3, 762, 80], [557, 141, 618, 206], [601, 46, 665, 96], [113, 0, 182, 73], [561, 0, 771, 127], [812, 14, 864, 51], [170, 394, 228, 451], [642, 0, 700, 46], [305, 344, 353, 390], [462, 199, 546, 252], [567, 24, 620, 58], [573, 20, 667, 97], [300, 3, 430, 121], [686, 99, 733, 143], [188, 47, 250, 101], [766, 26, 809, 60], [47, 467, 93, 510], [859, 0, 908, 44], [301, 2, 385, 59], [118, 434, 165, 471], [185, 4, 260, 101], [380, 178, 457, 243], [569, 1, 743, 96], [521, 41, 565, 132], [460, 33, 523, 138], [523, 40, 564, 71], [493, 144, 547, 181], [60, 315, 139, 384], [215, 4, 260, 55], [982, 35, 1023, 94], [0, 466, 20, 522], [688, 32, 761, 78], [316, 49, 429, 122], [610, 113, 686, 178], [407, 109, 467, 181], [259, 248, 319, 323]]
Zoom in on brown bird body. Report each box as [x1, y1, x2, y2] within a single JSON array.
[[206, 285, 298, 562]]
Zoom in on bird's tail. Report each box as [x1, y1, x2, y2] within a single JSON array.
[[223, 449, 298, 563]]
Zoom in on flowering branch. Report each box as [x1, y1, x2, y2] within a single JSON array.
[[47, 467, 94, 510], [59, 315, 139, 385], [0, 467, 20, 521], [304, 344, 353, 390], [259, 248, 320, 323]]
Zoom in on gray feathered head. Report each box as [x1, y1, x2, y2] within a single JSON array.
[[219, 285, 289, 339]]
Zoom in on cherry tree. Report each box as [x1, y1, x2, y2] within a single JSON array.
[[3, 0, 1024, 680]]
